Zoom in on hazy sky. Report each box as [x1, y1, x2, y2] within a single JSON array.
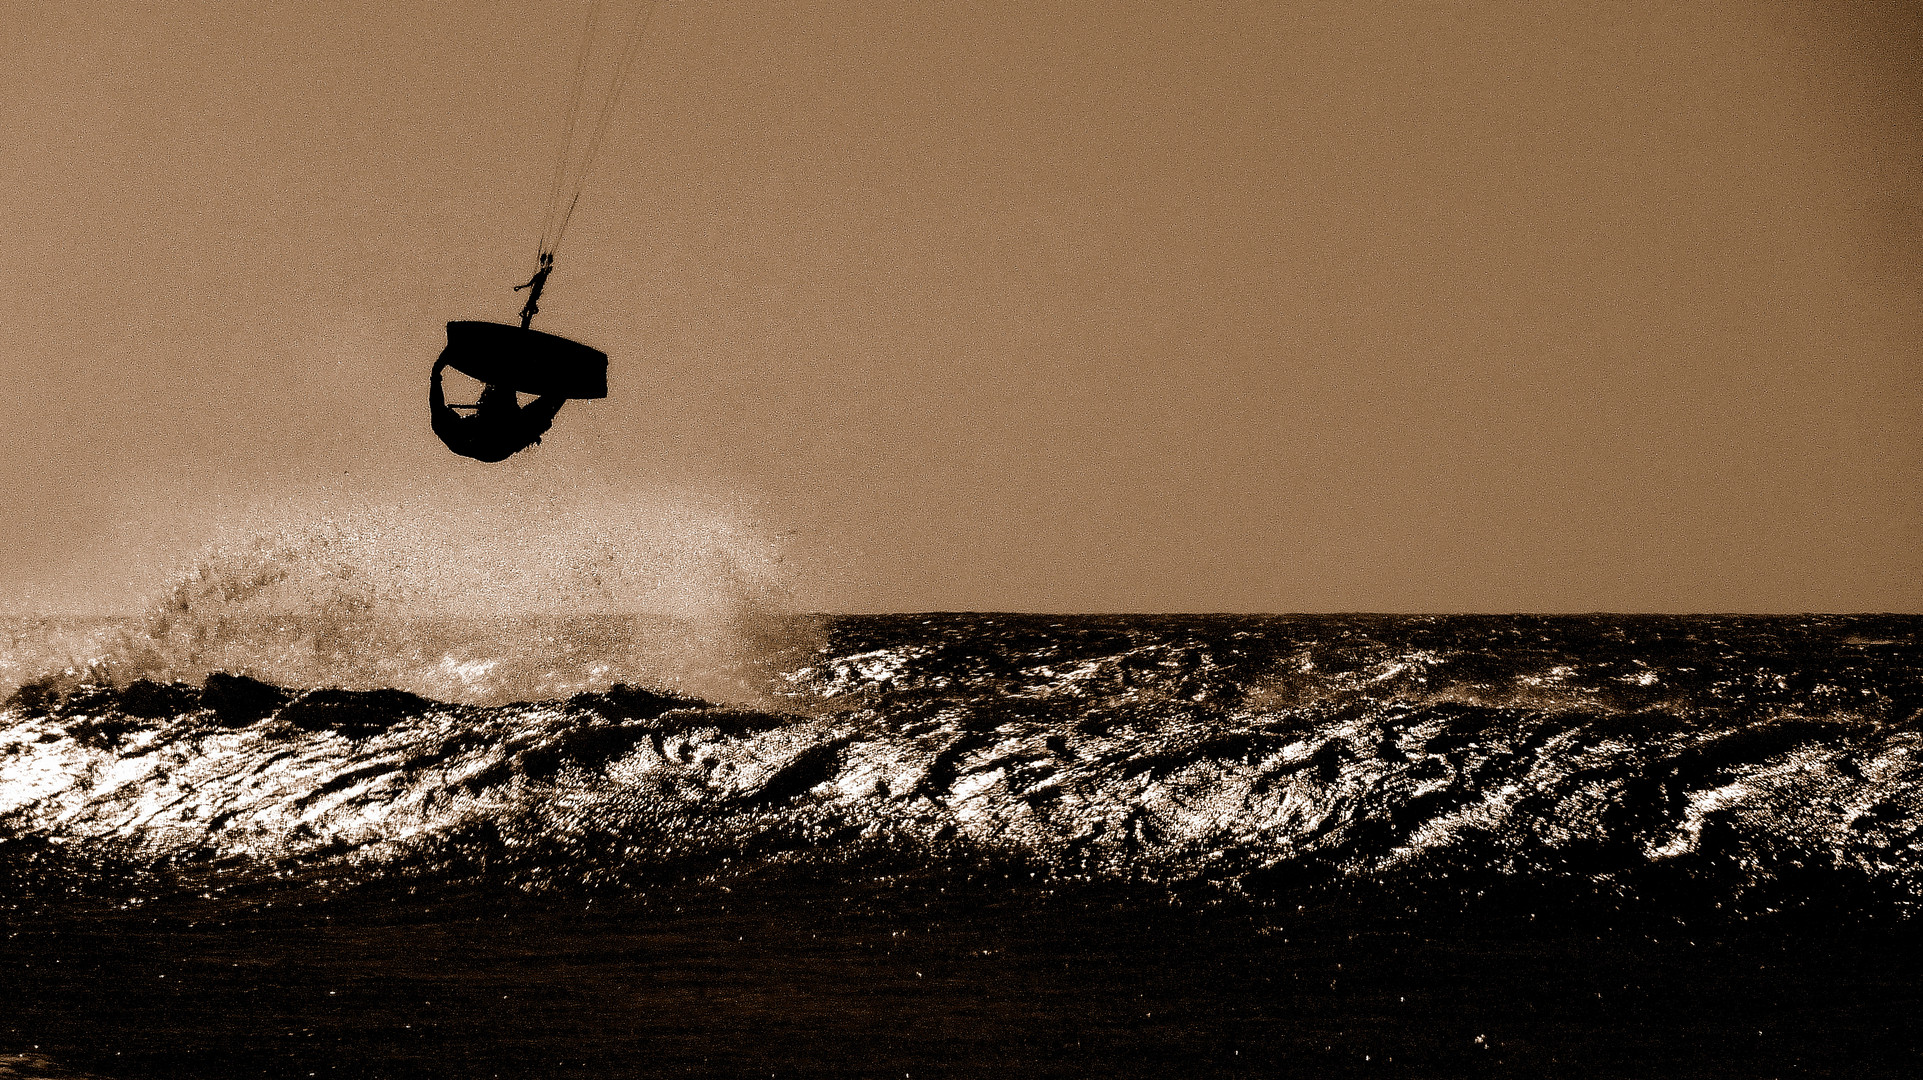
[[3, 1, 1918, 614]]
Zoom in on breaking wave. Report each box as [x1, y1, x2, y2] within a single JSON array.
[[4, 614, 1919, 924]]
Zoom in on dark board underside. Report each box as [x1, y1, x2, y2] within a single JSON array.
[[440, 320, 608, 399]]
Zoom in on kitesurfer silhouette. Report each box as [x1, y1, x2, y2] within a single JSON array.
[[428, 253, 567, 462]]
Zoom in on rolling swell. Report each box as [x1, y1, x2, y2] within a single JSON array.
[[2, 615, 1920, 924]]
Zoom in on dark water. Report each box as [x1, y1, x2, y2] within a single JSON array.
[[4, 614, 1921, 1077]]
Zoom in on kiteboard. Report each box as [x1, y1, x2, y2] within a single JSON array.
[[439, 321, 608, 400]]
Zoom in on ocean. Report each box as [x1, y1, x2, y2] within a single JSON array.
[[4, 594, 1920, 1076]]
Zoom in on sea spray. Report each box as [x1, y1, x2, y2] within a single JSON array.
[[3, 488, 820, 708]]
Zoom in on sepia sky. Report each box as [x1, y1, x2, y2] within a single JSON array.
[[3, 0, 1918, 614]]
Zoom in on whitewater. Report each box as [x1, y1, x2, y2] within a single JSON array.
[[6, 612, 1921, 919]]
